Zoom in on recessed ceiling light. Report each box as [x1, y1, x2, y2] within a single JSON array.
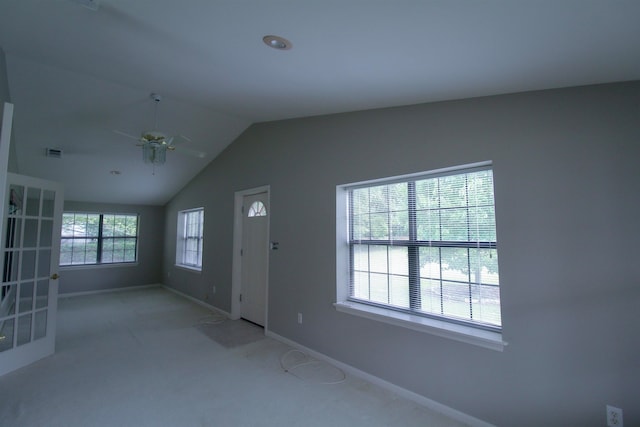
[[263, 35, 292, 50], [110, 170, 121, 175]]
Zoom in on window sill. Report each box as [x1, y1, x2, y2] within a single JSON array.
[[175, 264, 202, 273], [60, 262, 138, 271], [334, 301, 507, 352]]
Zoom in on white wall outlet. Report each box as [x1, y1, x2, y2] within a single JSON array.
[[212, 286, 216, 294], [297, 312, 302, 324], [607, 405, 623, 427]]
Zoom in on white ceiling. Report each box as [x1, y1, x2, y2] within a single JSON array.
[[1, 0, 639, 205]]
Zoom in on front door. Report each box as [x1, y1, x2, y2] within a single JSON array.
[[0, 173, 63, 376], [239, 191, 269, 326]]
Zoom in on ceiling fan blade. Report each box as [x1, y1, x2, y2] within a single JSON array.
[[113, 129, 141, 141], [176, 146, 207, 159], [168, 134, 193, 146]]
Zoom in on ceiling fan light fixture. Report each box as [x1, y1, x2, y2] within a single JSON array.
[[142, 144, 167, 165], [263, 35, 292, 50], [142, 130, 167, 143]]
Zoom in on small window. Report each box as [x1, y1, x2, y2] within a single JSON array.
[[247, 201, 267, 217], [176, 208, 204, 270], [60, 212, 138, 266]]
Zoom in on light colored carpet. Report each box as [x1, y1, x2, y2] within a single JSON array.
[[0, 287, 468, 427]]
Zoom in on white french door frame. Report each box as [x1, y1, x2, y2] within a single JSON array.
[[231, 185, 270, 331], [0, 173, 64, 376], [0, 103, 13, 214]]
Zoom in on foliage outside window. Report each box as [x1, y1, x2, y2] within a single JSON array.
[[346, 166, 501, 330], [60, 213, 138, 266], [176, 208, 204, 270]]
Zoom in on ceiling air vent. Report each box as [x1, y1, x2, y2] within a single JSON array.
[[45, 148, 63, 159]]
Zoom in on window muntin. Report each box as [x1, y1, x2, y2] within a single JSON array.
[[176, 208, 204, 269], [247, 201, 267, 217], [60, 213, 138, 266], [347, 167, 500, 330]]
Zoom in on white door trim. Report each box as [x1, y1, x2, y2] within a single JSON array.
[[0, 103, 14, 245], [231, 185, 270, 330]]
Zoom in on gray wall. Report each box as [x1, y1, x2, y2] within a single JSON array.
[[0, 48, 10, 105], [163, 82, 640, 426], [60, 201, 164, 294], [0, 47, 19, 173]]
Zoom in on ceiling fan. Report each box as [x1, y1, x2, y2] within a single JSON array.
[[114, 93, 206, 166]]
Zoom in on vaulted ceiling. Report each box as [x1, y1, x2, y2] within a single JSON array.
[[1, 0, 639, 205]]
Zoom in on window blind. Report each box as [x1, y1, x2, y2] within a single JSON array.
[[348, 167, 501, 330]]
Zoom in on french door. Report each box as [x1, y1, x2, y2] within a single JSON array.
[[0, 173, 63, 376]]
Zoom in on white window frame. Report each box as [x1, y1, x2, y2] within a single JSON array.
[[176, 208, 204, 271], [60, 212, 139, 267], [335, 162, 507, 351]]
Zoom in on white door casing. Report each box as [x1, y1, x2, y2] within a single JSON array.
[[0, 103, 14, 215], [0, 173, 63, 376], [231, 186, 270, 328]]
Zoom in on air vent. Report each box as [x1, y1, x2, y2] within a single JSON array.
[[45, 148, 63, 159]]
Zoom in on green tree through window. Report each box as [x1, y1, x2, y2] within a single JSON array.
[[60, 213, 138, 266], [348, 167, 501, 330]]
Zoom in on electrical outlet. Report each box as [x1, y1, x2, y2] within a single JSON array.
[[607, 405, 623, 427], [212, 285, 216, 294], [297, 313, 302, 324]]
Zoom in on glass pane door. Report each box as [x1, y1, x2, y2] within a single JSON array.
[[0, 174, 62, 376]]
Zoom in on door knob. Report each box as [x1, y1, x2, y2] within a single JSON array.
[[50, 273, 60, 280]]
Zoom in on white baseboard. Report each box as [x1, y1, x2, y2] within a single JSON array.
[[161, 285, 231, 318], [265, 330, 495, 427], [59, 284, 160, 298]]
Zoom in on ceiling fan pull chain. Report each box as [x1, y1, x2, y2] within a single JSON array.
[[153, 95, 159, 130]]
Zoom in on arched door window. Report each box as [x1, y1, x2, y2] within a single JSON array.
[[247, 201, 267, 217]]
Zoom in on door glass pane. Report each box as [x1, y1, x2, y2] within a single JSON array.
[[0, 318, 15, 352], [38, 249, 51, 278], [17, 313, 32, 346], [35, 280, 49, 309], [25, 188, 41, 217], [0, 284, 17, 316], [23, 219, 39, 247], [5, 218, 21, 248], [34, 310, 47, 340], [8, 185, 23, 215], [21, 250, 36, 281], [3, 251, 20, 282], [42, 190, 55, 218], [40, 220, 53, 247], [247, 201, 267, 217], [18, 282, 34, 313]]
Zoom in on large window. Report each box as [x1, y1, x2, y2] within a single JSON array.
[[176, 208, 204, 270], [60, 213, 139, 266], [341, 164, 501, 332]]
